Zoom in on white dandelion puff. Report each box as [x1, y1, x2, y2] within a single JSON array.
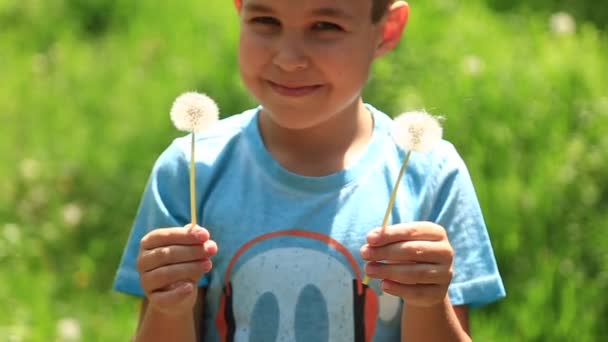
[[363, 110, 444, 286], [550, 12, 576, 36], [56, 317, 81, 341], [19, 158, 41, 181], [463, 55, 485, 76], [392, 111, 443, 152], [3, 223, 21, 245], [170, 92, 219, 133], [62, 203, 83, 227], [170, 91, 220, 228]]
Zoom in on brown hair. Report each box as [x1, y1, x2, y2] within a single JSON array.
[[371, 0, 393, 23]]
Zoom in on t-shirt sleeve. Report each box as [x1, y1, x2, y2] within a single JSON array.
[[113, 139, 210, 297], [426, 142, 506, 308]]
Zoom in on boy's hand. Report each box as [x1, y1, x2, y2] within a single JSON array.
[[360, 222, 453, 308], [136, 225, 218, 316]]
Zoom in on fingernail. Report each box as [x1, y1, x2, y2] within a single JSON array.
[[360, 245, 370, 259], [169, 281, 192, 292], [204, 241, 218, 255], [201, 259, 212, 271], [194, 229, 208, 242], [368, 229, 381, 244], [179, 282, 194, 293]]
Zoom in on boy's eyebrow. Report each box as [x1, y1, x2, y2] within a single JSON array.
[[243, 3, 274, 14], [310, 7, 354, 21], [243, 3, 354, 20]]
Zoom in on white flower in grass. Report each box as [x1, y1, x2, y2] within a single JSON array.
[[3, 223, 21, 244], [550, 12, 576, 36], [170, 92, 219, 133], [463, 55, 484, 76], [391, 111, 443, 152], [62, 203, 83, 226], [56, 317, 81, 341], [19, 158, 41, 181]]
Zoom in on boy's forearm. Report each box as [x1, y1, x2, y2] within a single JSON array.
[[135, 308, 197, 342], [401, 296, 471, 342]]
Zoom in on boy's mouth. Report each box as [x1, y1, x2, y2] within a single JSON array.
[[267, 80, 323, 97]]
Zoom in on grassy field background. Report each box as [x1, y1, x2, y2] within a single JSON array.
[[1, 0, 607, 341]]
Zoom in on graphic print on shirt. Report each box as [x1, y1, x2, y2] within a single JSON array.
[[214, 229, 401, 342]]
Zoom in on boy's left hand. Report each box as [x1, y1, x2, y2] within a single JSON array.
[[360, 222, 454, 308]]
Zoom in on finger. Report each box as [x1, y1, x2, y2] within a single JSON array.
[[360, 240, 453, 264], [381, 281, 447, 307], [140, 226, 210, 250], [367, 222, 446, 247], [141, 260, 212, 294], [364, 262, 452, 285], [137, 241, 218, 273]]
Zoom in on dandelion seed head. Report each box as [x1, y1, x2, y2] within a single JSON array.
[[170, 92, 219, 133], [62, 203, 83, 227], [550, 12, 576, 36], [19, 159, 40, 181], [392, 111, 443, 152], [3, 223, 21, 244], [56, 317, 81, 341], [463, 55, 484, 76]]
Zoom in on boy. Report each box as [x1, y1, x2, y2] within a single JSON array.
[[114, 0, 505, 341]]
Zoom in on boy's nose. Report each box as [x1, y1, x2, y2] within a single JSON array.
[[272, 39, 309, 73]]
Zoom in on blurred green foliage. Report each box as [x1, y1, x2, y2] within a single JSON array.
[[485, 0, 608, 30], [1, 0, 606, 341]]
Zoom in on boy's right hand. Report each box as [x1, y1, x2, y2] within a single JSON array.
[[136, 225, 218, 316]]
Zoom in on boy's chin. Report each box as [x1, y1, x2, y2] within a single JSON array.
[[259, 105, 328, 131]]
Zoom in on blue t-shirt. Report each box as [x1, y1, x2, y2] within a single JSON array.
[[114, 105, 505, 341]]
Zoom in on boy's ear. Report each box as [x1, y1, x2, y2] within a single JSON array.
[[234, 0, 242, 11], [375, 1, 410, 57]]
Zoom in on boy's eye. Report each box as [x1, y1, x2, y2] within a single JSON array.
[[250, 16, 281, 27], [311, 22, 344, 31]]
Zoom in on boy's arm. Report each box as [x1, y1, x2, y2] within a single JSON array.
[[134, 288, 206, 342], [454, 305, 470, 333], [401, 298, 471, 342]]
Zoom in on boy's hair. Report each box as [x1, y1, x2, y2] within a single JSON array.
[[371, 0, 394, 23], [233, 1, 392, 23]]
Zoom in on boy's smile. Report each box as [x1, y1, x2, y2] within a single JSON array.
[[266, 80, 324, 98]]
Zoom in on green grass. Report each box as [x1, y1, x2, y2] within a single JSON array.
[[1, 0, 607, 340]]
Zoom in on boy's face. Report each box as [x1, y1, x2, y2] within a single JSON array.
[[238, 0, 392, 130]]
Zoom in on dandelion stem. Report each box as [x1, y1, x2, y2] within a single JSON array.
[[381, 150, 411, 232], [190, 132, 197, 228], [363, 150, 411, 286]]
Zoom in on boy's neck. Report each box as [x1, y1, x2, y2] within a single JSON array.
[[258, 100, 374, 177]]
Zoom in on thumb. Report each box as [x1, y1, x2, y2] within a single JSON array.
[[150, 282, 196, 308]]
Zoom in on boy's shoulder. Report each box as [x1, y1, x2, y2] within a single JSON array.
[[406, 139, 467, 181], [202, 107, 259, 140]]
